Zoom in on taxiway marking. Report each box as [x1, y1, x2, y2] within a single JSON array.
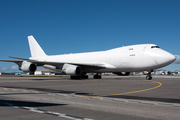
[[107, 80, 162, 96], [82, 80, 162, 98]]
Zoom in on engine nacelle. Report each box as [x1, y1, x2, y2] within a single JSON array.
[[20, 61, 37, 73], [113, 72, 130, 76], [63, 64, 82, 76]]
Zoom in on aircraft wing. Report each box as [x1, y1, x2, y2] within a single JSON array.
[[0, 59, 22, 62], [8, 56, 116, 69], [0, 59, 23, 67]]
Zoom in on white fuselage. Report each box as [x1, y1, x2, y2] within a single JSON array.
[[32, 44, 175, 73]]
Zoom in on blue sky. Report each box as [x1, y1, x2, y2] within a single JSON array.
[[0, 0, 180, 72]]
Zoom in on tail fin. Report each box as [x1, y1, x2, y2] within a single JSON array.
[[28, 35, 47, 57]]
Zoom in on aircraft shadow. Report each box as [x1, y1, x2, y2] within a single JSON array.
[[0, 93, 45, 96], [0, 99, 67, 107]]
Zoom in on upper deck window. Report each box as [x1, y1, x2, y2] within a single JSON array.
[[129, 47, 133, 50], [151, 46, 160, 49]]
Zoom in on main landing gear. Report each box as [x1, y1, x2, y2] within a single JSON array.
[[70, 73, 102, 79], [93, 73, 102, 79], [70, 74, 88, 80], [146, 71, 153, 80]]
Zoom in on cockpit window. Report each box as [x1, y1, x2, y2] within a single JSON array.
[[151, 46, 160, 48]]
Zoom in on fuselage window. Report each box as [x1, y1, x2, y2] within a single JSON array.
[[129, 48, 133, 50], [151, 46, 160, 48]]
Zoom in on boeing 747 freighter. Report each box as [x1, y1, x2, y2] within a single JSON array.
[[0, 36, 176, 80]]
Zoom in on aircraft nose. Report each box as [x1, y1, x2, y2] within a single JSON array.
[[156, 50, 176, 66], [169, 54, 176, 63]]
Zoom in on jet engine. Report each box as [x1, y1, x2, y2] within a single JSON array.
[[63, 64, 82, 76], [113, 72, 130, 76], [20, 61, 37, 73]]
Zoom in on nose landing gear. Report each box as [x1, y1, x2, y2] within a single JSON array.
[[146, 70, 153, 80]]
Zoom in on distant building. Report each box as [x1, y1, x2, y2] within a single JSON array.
[[0, 72, 16, 75], [34, 70, 65, 75], [34, 70, 52, 75]]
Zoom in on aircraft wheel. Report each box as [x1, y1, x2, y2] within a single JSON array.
[[146, 75, 152, 80], [70, 75, 88, 80], [85, 75, 89, 79], [93, 74, 101, 79], [70, 76, 81, 80], [82, 75, 88, 79]]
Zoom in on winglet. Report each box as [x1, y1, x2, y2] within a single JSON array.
[[28, 35, 47, 57]]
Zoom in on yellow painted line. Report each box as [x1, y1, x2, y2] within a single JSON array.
[[107, 80, 162, 96], [82, 80, 162, 98]]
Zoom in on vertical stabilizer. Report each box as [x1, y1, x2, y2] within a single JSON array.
[[28, 35, 47, 57]]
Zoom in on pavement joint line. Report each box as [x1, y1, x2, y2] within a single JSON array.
[[0, 101, 95, 120], [90, 97, 180, 108], [36, 82, 128, 88]]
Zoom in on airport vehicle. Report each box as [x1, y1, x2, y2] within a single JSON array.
[[0, 36, 176, 80]]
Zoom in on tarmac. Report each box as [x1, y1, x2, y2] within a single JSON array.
[[0, 75, 180, 120]]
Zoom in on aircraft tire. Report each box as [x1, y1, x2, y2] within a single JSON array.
[[93, 75, 101, 79], [146, 75, 152, 80], [71, 75, 89, 80], [70, 76, 81, 80]]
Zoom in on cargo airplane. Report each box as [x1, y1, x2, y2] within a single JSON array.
[[0, 36, 176, 80]]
